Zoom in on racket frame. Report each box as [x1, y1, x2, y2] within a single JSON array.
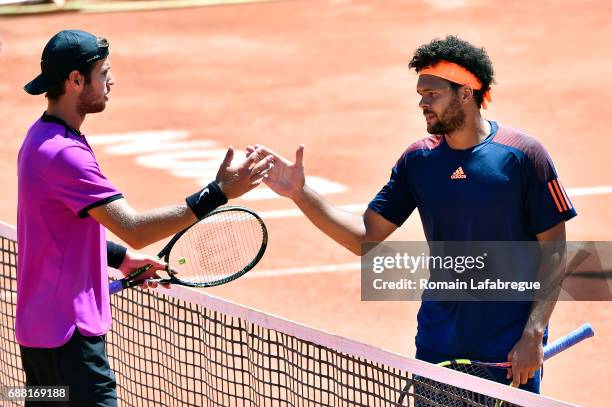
[[109, 206, 268, 294]]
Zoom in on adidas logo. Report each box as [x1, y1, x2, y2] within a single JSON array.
[[450, 166, 467, 179]]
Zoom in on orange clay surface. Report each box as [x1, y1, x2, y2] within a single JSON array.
[[1, 1, 610, 405]]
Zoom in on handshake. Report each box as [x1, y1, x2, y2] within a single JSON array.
[[214, 144, 307, 201]]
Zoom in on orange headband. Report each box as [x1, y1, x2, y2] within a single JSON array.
[[419, 61, 493, 109]]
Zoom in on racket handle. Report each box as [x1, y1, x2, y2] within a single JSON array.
[[109, 277, 161, 295], [109, 280, 124, 295], [543, 323, 594, 360], [109, 264, 154, 295]]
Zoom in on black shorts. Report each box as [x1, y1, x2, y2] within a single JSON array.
[[19, 328, 117, 407]]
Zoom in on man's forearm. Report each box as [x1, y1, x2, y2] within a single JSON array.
[[293, 185, 367, 255], [523, 300, 556, 340], [523, 240, 566, 339], [111, 204, 196, 249], [90, 199, 197, 250]]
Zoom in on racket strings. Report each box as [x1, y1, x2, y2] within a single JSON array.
[[413, 363, 512, 407], [170, 210, 265, 284]]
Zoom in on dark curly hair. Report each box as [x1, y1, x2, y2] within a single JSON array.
[[409, 35, 494, 108]]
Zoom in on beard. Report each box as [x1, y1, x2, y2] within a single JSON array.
[[426, 95, 466, 135], [77, 84, 106, 115]]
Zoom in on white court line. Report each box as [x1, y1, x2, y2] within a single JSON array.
[[566, 186, 612, 196], [246, 262, 361, 279]]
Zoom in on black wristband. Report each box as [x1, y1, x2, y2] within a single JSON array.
[[107, 240, 127, 269], [185, 181, 228, 220]]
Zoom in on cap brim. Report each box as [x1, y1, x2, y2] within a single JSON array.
[[24, 73, 51, 95]]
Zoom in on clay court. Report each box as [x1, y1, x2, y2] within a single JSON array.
[[1, 0, 610, 405]]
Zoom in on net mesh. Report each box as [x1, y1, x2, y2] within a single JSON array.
[[412, 363, 504, 407], [0, 225, 571, 407]]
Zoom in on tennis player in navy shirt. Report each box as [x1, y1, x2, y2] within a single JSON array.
[[249, 35, 576, 393]]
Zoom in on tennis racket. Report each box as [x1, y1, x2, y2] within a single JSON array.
[[109, 206, 267, 294], [404, 323, 594, 406]]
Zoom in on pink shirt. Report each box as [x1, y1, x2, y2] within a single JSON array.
[[16, 113, 123, 348]]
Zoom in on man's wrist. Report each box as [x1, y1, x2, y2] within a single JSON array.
[[185, 181, 228, 220], [522, 326, 545, 342], [291, 184, 309, 204], [107, 241, 127, 269]]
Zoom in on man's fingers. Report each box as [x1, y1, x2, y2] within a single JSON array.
[[247, 146, 267, 162], [512, 369, 521, 387], [252, 144, 299, 167], [254, 145, 284, 160], [139, 279, 157, 289], [528, 370, 536, 379], [250, 169, 271, 186], [511, 367, 530, 387], [143, 264, 166, 279], [250, 156, 274, 178], [250, 164, 274, 186], [250, 174, 267, 186], [221, 146, 235, 167], [139, 278, 163, 290], [146, 259, 167, 271], [242, 149, 259, 168], [295, 144, 305, 166]]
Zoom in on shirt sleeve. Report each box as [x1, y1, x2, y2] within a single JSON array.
[[523, 141, 576, 234], [47, 144, 123, 218], [368, 152, 417, 226]]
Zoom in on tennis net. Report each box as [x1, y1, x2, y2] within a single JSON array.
[[0, 221, 574, 406]]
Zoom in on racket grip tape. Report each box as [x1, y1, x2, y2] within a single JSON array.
[[109, 264, 153, 295], [543, 323, 594, 360], [109, 280, 123, 295], [109, 278, 151, 295]]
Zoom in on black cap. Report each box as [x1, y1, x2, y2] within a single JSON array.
[[24, 30, 109, 95]]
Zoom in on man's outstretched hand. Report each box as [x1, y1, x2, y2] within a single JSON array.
[[216, 146, 274, 199], [245, 144, 306, 200]]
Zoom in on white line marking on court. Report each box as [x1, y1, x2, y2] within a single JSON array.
[[247, 262, 361, 278], [88, 130, 347, 201], [423, 0, 467, 10], [566, 185, 612, 196]]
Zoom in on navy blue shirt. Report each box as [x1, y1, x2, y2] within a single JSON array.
[[368, 122, 576, 358]]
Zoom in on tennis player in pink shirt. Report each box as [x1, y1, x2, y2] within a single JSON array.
[[18, 30, 273, 406]]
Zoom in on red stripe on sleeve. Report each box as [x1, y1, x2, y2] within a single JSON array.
[[558, 181, 573, 210], [553, 179, 568, 211], [548, 182, 563, 212]]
